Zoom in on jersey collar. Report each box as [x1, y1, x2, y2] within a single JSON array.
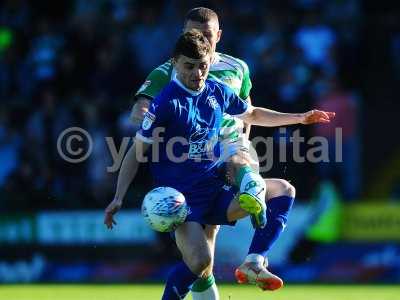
[[173, 75, 205, 96]]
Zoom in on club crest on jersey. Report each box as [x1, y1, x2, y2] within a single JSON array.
[[207, 96, 219, 109], [142, 111, 156, 130]]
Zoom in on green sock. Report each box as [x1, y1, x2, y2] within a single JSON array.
[[235, 166, 253, 188], [191, 275, 215, 292]]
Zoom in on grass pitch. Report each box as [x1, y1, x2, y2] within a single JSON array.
[[0, 284, 399, 300]]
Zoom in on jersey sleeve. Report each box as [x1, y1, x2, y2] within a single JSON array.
[[238, 59, 252, 100], [223, 84, 249, 116], [136, 92, 173, 143], [134, 60, 173, 100]]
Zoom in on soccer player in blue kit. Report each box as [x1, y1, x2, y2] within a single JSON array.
[[104, 30, 335, 300]]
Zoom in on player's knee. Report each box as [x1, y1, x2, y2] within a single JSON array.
[[282, 180, 296, 198], [273, 179, 296, 198], [229, 154, 247, 166], [190, 252, 212, 275]]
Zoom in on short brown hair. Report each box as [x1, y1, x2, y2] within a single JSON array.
[[184, 7, 219, 26], [173, 29, 211, 59]]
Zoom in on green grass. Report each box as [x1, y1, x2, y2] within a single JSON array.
[[0, 284, 399, 300]]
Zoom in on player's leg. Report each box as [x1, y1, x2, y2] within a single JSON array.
[[219, 118, 266, 228], [226, 149, 267, 228], [203, 225, 220, 275], [247, 178, 296, 257], [226, 178, 295, 291], [191, 225, 220, 299], [162, 261, 198, 300], [175, 222, 212, 276], [226, 192, 283, 291], [162, 222, 219, 300], [176, 222, 219, 300]]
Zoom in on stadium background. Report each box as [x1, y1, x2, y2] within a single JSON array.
[[1, 0, 400, 291]]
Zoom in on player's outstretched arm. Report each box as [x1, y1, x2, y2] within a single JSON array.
[[130, 97, 151, 125], [240, 107, 335, 127], [104, 139, 150, 229]]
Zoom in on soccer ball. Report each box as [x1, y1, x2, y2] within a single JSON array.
[[141, 187, 189, 232]]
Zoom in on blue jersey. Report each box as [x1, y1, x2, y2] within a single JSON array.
[[136, 77, 248, 196]]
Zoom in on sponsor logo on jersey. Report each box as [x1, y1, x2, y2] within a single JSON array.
[[188, 129, 217, 160], [142, 111, 156, 130], [137, 80, 151, 94]]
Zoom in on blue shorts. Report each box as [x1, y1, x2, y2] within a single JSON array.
[[184, 184, 238, 226]]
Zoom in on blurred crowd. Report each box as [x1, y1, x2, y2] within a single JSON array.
[[2, 0, 393, 211]]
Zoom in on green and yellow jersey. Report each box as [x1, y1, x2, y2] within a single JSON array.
[[135, 52, 252, 143]]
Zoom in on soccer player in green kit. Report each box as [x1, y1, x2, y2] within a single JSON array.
[[128, 7, 332, 297]]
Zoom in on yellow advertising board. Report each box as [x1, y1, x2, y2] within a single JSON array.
[[342, 203, 400, 241]]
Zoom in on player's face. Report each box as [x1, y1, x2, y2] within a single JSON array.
[[173, 54, 211, 91], [184, 20, 221, 55]]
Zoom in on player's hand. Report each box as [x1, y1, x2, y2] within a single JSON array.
[[130, 98, 150, 125], [301, 110, 335, 125], [104, 198, 122, 229]]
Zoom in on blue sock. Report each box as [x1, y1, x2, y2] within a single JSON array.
[[248, 196, 294, 257], [162, 261, 198, 300]]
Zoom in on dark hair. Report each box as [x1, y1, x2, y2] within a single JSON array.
[[184, 7, 219, 26], [173, 29, 211, 59]]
